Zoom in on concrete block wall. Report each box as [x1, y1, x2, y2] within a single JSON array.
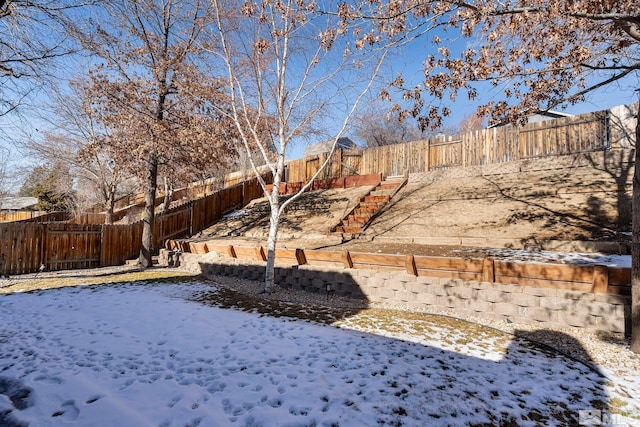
[[176, 251, 630, 335]]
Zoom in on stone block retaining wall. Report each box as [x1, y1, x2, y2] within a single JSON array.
[[175, 251, 630, 335]]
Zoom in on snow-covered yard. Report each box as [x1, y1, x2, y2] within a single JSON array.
[[0, 280, 638, 426]]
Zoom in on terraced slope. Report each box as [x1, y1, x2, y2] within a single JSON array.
[[197, 150, 632, 254]]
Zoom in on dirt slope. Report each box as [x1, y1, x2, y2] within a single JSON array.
[[366, 151, 632, 242], [197, 150, 633, 255]]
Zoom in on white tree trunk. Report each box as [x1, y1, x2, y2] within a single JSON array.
[[264, 199, 280, 293], [263, 152, 284, 293]]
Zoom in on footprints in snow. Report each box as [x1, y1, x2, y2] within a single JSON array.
[[51, 395, 103, 420], [51, 400, 79, 420]]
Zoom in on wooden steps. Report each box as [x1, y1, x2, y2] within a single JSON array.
[[331, 176, 407, 235]]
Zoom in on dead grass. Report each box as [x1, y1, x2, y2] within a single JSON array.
[[0, 270, 197, 294]]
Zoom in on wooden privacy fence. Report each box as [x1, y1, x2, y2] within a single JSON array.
[[281, 106, 633, 181], [267, 173, 382, 195], [0, 211, 49, 223], [285, 149, 363, 182], [358, 111, 612, 175], [172, 241, 631, 296], [105, 104, 635, 214], [0, 173, 275, 275], [19, 212, 72, 223], [0, 222, 142, 275]]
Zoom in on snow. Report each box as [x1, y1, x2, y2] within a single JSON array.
[[0, 281, 638, 426], [456, 248, 632, 268], [223, 209, 250, 219]]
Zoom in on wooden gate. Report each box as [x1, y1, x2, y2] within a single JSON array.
[[0, 223, 102, 275], [44, 223, 102, 271]]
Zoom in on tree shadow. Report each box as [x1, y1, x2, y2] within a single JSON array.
[[195, 260, 612, 425], [481, 170, 625, 243], [355, 179, 445, 238], [202, 190, 353, 237], [0, 276, 614, 426], [583, 149, 633, 237]]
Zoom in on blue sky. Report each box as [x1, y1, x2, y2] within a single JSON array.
[[1, 4, 639, 184]]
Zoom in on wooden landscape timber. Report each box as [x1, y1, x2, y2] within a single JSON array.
[[169, 240, 631, 296], [265, 173, 382, 196]]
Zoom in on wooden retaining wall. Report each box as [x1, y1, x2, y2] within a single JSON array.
[[171, 242, 631, 296], [182, 249, 630, 334]]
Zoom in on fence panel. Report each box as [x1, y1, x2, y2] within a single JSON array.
[[44, 223, 102, 271], [19, 212, 72, 223], [113, 193, 145, 211], [0, 222, 46, 275], [429, 138, 462, 170], [153, 208, 192, 249], [69, 213, 106, 224], [242, 172, 272, 206], [340, 149, 362, 176], [101, 222, 143, 266], [0, 211, 48, 223], [518, 112, 609, 159]]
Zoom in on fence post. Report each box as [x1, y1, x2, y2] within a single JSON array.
[[189, 202, 194, 236], [592, 265, 609, 293], [295, 248, 307, 265], [226, 245, 237, 258], [341, 250, 353, 268], [482, 258, 495, 283], [100, 224, 105, 267], [256, 246, 267, 262], [42, 223, 49, 273], [425, 139, 430, 172], [406, 254, 418, 276]]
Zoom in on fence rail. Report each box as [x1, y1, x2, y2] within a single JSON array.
[[173, 241, 631, 295]]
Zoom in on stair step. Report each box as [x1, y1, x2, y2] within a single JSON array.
[[347, 215, 371, 224], [376, 183, 400, 190], [354, 207, 378, 215], [341, 225, 362, 233], [350, 213, 374, 220], [370, 189, 395, 196], [364, 195, 389, 203], [360, 201, 385, 208]]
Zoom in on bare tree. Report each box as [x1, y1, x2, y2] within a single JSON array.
[[457, 112, 485, 133], [20, 79, 138, 223], [0, 145, 10, 196], [350, 0, 640, 350], [209, 0, 391, 292], [354, 101, 462, 147], [0, 0, 95, 116], [354, 107, 425, 147], [75, 0, 232, 267]]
